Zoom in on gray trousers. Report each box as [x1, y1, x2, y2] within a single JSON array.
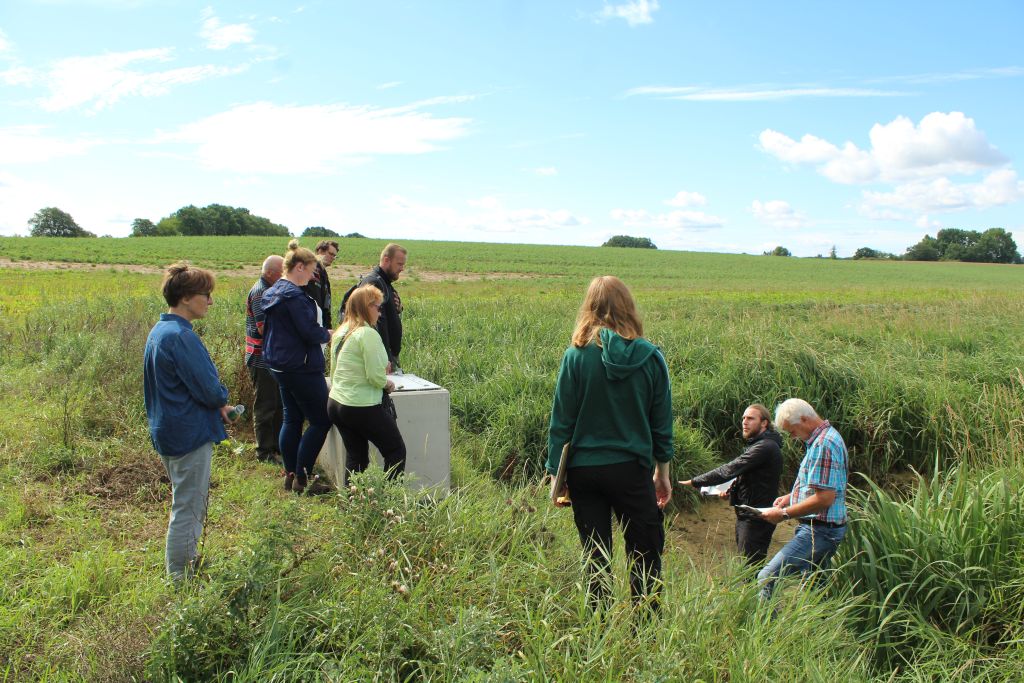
[[249, 364, 283, 460], [160, 442, 212, 581]]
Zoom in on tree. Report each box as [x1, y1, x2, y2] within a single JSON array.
[[969, 228, 1020, 264], [905, 235, 940, 261], [602, 235, 657, 249], [155, 216, 181, 236], [829, 245, 838, 259], [853, 247, 897, 260], [130, 218, 157, 237], [763, 246, 791, 256], [344, 232, 367, 238], [303, 226, 340, 238], [28, 207, 95, 237]]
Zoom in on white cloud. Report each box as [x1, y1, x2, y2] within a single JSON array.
[[159, 100, 472, 174], [1, 65, 34, 85], [760, 112, 1008, 184], [751, 199, 808, 229], [597, 0, 659, 26], [534, 166, 558, 176], [37, 48, 247, 112], [0, 125, 103, 163], [0, 28, 12, 53], [627, 84, 905, 101], [664, 190, 707, 207], [376, 81, 403, 90], [862, 169, 1024, 217], [199, 7, 256, 50], [610, 208, 724, 231], [382, 194, 588, 240]]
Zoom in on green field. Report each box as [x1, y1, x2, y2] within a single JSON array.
[[1, 237, 1023, 681]]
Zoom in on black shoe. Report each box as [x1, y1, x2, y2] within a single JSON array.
[[284, 472, 295, 492], [304, 476, 334, 496], [293, 473, 307, 495]]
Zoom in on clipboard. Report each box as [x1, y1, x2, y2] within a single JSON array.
[[551, 443, 571, 506]]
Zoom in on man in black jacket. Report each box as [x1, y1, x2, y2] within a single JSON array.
[[341, 243, 407, 371], [304, 240, 338, 331], [679, 404, 783, 565]]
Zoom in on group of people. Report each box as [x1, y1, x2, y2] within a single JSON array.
[[547, 275, 848, 608], [144, 252, 848, 610], [144, 241, 409, 580]]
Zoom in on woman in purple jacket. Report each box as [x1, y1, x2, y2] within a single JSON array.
[[262, 240, 332, 494]]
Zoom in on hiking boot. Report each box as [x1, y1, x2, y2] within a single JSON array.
[[284, 472, 295, 492], [304, 475, 333, 497]]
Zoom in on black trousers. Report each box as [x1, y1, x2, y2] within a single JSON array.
[[735, 516, 777, 566], [566, 461, 665, 606], [248, 365, 282, 460], [327, 398, 406, 485]]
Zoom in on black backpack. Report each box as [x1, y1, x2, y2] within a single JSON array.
[[338, 271, 389, 321]]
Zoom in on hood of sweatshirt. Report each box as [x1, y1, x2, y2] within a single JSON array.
[[261, 279, 306, 312], [599, 327, 659, 380], [747, 427, 783, 450]]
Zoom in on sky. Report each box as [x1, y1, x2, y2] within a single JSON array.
[[1, 0, 1023, 256]]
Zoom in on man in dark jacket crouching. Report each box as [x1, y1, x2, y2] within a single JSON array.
[[679, 404, 783, 565]]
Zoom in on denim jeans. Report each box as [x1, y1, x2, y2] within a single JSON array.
[[757, 521, 846, 600], [272, 370, 331, 481], [160, 442, 212, 581]]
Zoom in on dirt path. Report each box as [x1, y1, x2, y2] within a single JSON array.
[[0, 258, 538, 282], [669, 498, 789, 571]]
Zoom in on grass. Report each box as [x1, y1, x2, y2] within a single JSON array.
[[0, 237, 1023, 680]]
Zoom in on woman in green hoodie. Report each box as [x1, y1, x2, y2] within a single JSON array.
[[547, 275, 673, 608]]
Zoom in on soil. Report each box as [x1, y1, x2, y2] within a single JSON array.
[[0, 258, 538, 282], [668, 498, 790, 571]]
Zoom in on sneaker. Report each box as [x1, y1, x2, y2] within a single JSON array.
[[284, 472, 295, 492]]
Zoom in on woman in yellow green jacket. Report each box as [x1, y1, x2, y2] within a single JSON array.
[[327, 284, 406, 485]]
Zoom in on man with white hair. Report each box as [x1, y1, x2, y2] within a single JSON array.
[[756, 398, 848, 601], [245, 255, 285, 464]]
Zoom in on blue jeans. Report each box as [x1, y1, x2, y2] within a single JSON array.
[[757, 521, 846, 600], [160, 442, 212, 581], [272, 370, 331, 481]]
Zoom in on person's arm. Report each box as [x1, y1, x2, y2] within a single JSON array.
[[546, 351, 578, 475], [654, 460, 672, 509], [361, 328, 389, 390], [288, 295, 331, 345], [250, 290, 267, 337], [649, 350, 674, 465], [174, 333, 229, 409], [684, 440, 773, 488], [761, 487, 835, 524]]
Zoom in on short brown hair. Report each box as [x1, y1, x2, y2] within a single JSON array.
[[284, 238, 318, 273], [341, 284, 383, 331], [161, 261, 215, 307], [571, 276, 643, 348], [380, 243, 407, 261], [315, 240, 339, 254]]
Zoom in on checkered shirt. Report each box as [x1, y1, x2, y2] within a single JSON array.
[[791, 420, 848, 524]]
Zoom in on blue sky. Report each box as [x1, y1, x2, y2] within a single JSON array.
[[1, 0, 1022, 256]]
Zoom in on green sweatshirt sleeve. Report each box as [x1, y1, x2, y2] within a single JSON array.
[[546, 349, 578, 474], [649, 350, 674, 463]]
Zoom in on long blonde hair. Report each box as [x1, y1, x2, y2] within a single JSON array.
[[339, 284, 383, 333], [571, 275, 643, 348]]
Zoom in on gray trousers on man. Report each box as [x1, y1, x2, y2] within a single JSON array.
[[249, 364, 283, 461], [160, 442, 212, 581]]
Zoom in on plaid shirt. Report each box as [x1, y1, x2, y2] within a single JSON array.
[[791, 420, 848, 524], [245, 276, 271, 368]]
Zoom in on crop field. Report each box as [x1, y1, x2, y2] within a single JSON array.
[[1, 236, 1023, 681]]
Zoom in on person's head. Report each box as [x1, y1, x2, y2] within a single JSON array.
[[379, 243, 408, 280], [315, 240, 339, 267], [262, 254, 284, 285], [774, 398, 822, 442], [571, 275, 643, 348], [741, 403, 772, 440], [341, 283, 384, 331], [283, 239, 318, 286], [161, 261, 215, 321]]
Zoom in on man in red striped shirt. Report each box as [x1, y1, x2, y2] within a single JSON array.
[[246, 255, 284, 464]]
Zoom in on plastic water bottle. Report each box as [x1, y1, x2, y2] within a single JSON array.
[[226, 404, 246, 421]]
